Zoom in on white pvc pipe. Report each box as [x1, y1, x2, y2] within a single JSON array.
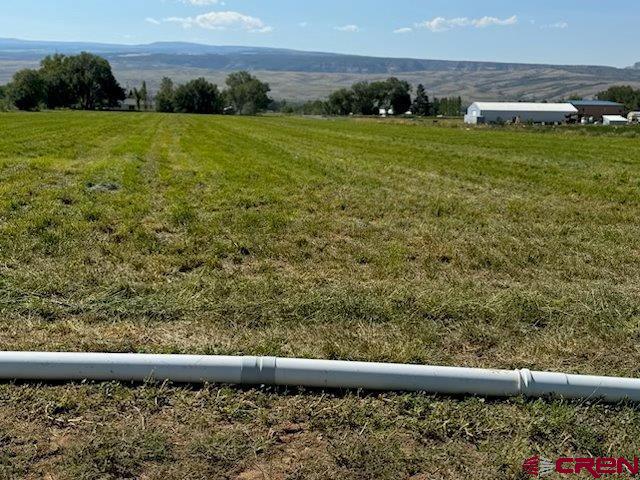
[[0, 352, 638, 403]]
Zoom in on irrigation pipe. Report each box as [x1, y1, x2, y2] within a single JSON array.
[[1, 352, 639, 403]]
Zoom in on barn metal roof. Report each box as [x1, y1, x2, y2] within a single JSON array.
[[471, 102, 578, 113], [570, 100, 624, 107]]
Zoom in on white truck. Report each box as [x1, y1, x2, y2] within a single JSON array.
[[628, 112, 640, 124]]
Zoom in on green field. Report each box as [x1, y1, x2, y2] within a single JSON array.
[[1, 111, 640, 479]]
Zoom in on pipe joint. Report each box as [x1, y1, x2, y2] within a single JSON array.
[[517, 368, 534, 396], [240, 356, 277, 385]]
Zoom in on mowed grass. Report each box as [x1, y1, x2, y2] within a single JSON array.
[[1, 111, 640, 478]]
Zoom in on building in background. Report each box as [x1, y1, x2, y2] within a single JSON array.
[[112, 97, 156, 112], [464, 102, 578, 124], [570, 100, 625, 121], [603, 115, 629, 126]]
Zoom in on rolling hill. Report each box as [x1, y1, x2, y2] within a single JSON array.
[[2, 38, 640, 101]]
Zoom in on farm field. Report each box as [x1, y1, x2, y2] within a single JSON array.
[[1, 111, 640, 478]]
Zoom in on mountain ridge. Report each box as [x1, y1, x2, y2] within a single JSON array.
[[0, 37, 634, 73], [2, 38, 640, 101]]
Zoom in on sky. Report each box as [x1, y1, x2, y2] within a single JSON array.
[[1, 1, 639, 68]]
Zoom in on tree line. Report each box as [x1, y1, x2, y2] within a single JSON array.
[[276, 81, 462, 117], [155, 71, 271, 115], [597, 85, 640, 111], [0, 52, 464, 117], [326, 79, 463, 116], [0, 53, 272, 115]]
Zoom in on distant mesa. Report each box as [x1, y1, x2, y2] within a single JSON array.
[[2, 38, 640, 102], [1, 37, 638, 76]]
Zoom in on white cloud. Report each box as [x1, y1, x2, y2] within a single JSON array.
[[164, 11, 273, 33], [335, 24, 360, 33], [543, 21, 569, 29], [145, 17, 161, 25], [473, 15, 518, 28], [417, 17, 464, 32], [394, 27, 413, 34], [417, 15, 517, 32]]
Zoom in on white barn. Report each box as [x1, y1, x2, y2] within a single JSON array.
[[464, 102, 578, 125]]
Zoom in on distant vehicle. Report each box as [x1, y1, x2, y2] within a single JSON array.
[[628, 112, 640, 123]]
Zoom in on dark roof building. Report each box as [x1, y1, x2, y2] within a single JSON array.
[[570, 100, 625, 120]]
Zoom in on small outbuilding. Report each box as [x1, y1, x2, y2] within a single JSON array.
[[464, 102, 578, 125], [602, 115, 629, 126], [570, 100, 625, 121], [120, 98, 138, 111], [113, 98, 156, 112]]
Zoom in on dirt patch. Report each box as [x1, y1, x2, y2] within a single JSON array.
[[87, 182, 121, 192]]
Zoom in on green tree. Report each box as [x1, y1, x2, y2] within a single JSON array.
[[327, 88, 354, 115], [65, 52, 125, 109], [133, 82, 149, 111], [174, 78, 223, 114], [155, 77, 176, 113], [301, 100, 328, 115], [597, 85, 640, 111], [384, 77, 412, 114], [0, 84, 11, 111], [140, 81, 149, 110], [40, 54, 74, 109], [8, 69, 45, 110], [351, 82, 377, 115], [412, 84, 430, 116], [133, 88, 142, 110], [8, 53, 125, 111], [432, 97, 441, 115], [224, 71, 271, 115], [368, 80, 390, 111], [340, 78, 412, 116], [430, 96, 462, 116]]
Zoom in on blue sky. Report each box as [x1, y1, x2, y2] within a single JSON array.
[[2, 1, 638, 67]]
